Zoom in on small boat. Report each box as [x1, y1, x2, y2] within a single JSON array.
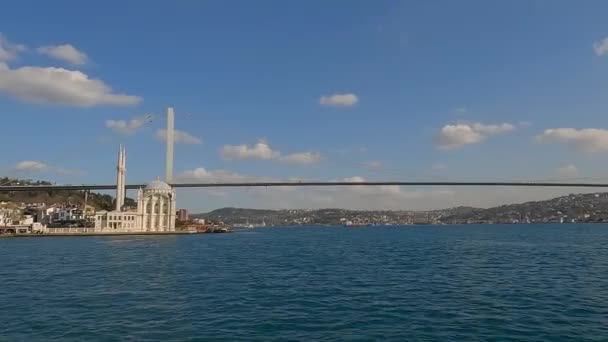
[[344, 220, 371, 227], [208, 225, 232, 233]]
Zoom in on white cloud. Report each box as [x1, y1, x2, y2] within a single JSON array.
[[15, 161, 48, 172], [435, 122, 515, 150], [177, 167, 274, 183], [319, 93, 358, 107], [471, 123, 515, 135], [221, 140, 280, 160], [337, 176, 419, 197], [364, 160, 383, 170], [177, 168, 301, 197], [0, 34, 138, 106], [593, 37, 608, 56], [178, 168, 244, 183], [279, 152, 322, 165], [343, 176, 365, 182], [175, 169, 606, 212], [0, 63, 141, 107], [106, 116, 151, 135], [180, 183, 602, 212], [176, 168, 454, 210], [14, 160, 83, 176], [435, 124, 483, 150], [37, 44, 88, 65], [156, 129, 202, 144], [536, 128, 608, 153], [556, 164, 579, 179], [0, 33, 25, 62], [431, 163, 447, 171], [221, 139, 323, 166], [176, 169, 608, 212]]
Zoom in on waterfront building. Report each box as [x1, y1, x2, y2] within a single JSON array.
[[94, 147, 177, 233], [55, 207, 85, 222], [20, 215, 34, 225], [40, 204, 93, 224], [95, 210, 139, 232], [94, 108, 178, 234], [0, 209, 14, 226], [136, 178, 177, 232], [177, 208, 189, 221]]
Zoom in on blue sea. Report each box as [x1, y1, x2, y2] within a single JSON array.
[[1, 225, 608, 341]]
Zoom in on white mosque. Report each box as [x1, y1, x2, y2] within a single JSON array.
[[95, 108, 177, 233]]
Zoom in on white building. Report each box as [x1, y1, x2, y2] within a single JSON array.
[[94, 108, 177, 234], [136, 178, 177, 232], [95, 178, 176, 233], [0, 209, 14, 226], [95, 210, 138, 232], [57, 207, 84, 221], [20, 215, 34, 225]]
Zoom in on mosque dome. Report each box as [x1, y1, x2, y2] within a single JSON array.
[[145, 177, 172, 191]]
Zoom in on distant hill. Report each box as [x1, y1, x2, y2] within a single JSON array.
[[194, 192, 608, 225], [194, 206, 484, 226], [440, 192, 608, 223], [0, 177, 134, 210]]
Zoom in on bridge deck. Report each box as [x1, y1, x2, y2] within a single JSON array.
[[0, 181, 608, 192]]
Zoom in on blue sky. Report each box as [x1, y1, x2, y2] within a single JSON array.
[[3, 1, 608, 211]]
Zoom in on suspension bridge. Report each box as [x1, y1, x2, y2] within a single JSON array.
[[1, 181, 608, 192], [4, 107, 607, 193]]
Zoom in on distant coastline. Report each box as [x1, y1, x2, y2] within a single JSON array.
[[195, 192, 608, 226]]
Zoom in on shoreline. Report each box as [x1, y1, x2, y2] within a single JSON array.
[[3, 223, 607, 238], [0, 231, 208, 238]]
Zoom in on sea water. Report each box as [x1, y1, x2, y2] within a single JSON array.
[[1, 225, 607, 341]]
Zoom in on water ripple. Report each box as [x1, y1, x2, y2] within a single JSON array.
[[1, 225, 608, 341]]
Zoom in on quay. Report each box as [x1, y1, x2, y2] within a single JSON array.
[[0, 228, 233, 238], [1, 231, 198, 238]]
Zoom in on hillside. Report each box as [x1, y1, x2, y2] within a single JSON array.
[[0, 177, 134, 210], [441, 192, 608, 223], [195, 193, 608, 225], [195, 206, 483, 226]]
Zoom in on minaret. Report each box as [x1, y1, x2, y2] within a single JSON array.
[[166, 107, 175, 184]]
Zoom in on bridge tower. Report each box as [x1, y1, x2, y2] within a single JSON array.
[[115, 144, 126, 211], [165, 107, 175, 184]]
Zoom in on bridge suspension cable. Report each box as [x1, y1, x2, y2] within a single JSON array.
[[1, 181, 608, 192]]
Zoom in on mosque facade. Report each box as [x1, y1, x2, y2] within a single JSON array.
[[94, 108, 177, 233], [94, 146, 177, 233]]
